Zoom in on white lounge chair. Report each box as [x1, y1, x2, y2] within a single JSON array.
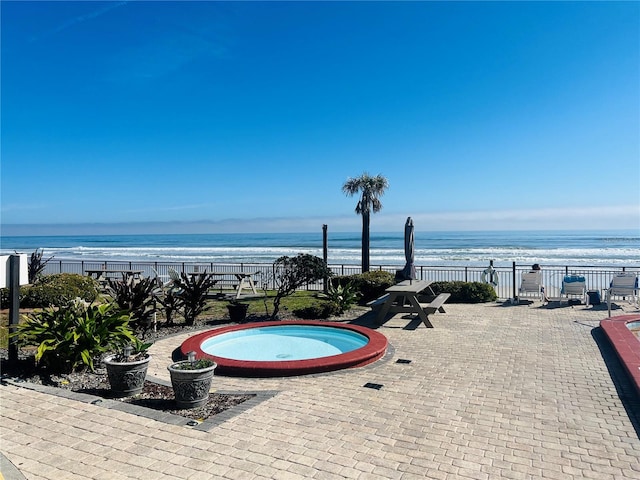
[[151, 267, 172, 287], [168, 267, 182, 282], [605, 273, 639, 317], [518, 271, 544, 303], [560, 275, 587, 305]]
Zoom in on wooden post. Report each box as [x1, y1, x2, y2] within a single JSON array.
[[322, 224, 328, 293]]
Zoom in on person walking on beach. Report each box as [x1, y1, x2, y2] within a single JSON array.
[[531, 263, 550, 303]]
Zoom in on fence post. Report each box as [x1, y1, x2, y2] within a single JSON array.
[[512, 262, 517, 302], [272, 263, 276, 290]]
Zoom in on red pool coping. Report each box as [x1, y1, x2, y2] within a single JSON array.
[[180, 321, 389, 377], [600, 315, 640, 397]]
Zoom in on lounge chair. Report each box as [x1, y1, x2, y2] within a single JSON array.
[[605, 273, 639, 317], [560, 275, 587, 305], [151, 267, 172, 287], [518, 271, 544, 303], [168, 267, 182, 282]]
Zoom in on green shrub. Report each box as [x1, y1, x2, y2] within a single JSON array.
[[333, 270, 395, 303], [430, 281, 497, 303], [293, 304, 339, 320], [269, 254, 333, 319], [18, 274, 99, 308], [12, 299, 136, 373], [0, 288, 8, 308]]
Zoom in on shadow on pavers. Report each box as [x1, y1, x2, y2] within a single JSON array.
[[348, 310, 422, 330], [496, 299, 615, 313], [1, 452, 27, 480], [591, 326, 640, 439]]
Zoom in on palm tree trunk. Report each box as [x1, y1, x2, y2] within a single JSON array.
[[362, 212, 370, 272]]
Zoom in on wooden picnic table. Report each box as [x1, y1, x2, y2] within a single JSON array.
[[216, 271, 259, 299], [372, 280, 450, 328], [186, 271, 259, 299], [85, 269, 143, 282]]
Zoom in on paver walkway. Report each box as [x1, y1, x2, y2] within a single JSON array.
[[2, 301, 640, 479]]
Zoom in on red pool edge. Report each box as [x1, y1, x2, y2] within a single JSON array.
[[600, 314, 640, 397], [180, 321, 389, 377]]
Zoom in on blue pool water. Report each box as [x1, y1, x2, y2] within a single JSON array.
[[626, 321, 640, 340], [200, 325, 369, 361]]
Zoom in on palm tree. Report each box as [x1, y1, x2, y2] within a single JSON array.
[[342, 173, 389, 272]]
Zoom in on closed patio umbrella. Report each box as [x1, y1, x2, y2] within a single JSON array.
[[401, 217, 417, 281]]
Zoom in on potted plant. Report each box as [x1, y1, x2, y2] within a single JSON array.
[[167, 352, 217, 409], [103, 338, 153, 397], [227, 300, 249, 322]]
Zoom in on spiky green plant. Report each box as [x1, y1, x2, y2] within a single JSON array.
[[105, 274, 161, 333], [319, 281, 359, 314], [27, 249, 54, 284], [171, 272, 218, 325], [155, 282, 184, 326]]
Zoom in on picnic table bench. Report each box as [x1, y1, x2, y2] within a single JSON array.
[[367, 294, 390, 310], [418, 293, 451, 318]]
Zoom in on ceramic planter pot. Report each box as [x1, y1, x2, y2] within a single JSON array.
[[168, 359, 217, 409], [227, 303, 249, 322], [104, 354, 151, 397]]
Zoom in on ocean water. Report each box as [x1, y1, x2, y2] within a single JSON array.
[[1, 230, 638, 267]]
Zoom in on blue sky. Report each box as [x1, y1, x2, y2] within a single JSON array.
[[1, 1, 639, 236]]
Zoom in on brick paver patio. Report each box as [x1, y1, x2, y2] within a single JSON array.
[[2, 301, 639, 479]]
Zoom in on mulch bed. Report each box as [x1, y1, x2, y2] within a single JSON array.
[[1, 357, 254, 421]]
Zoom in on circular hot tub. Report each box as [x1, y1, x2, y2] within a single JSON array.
[[180, 321, 388, 377], [600, 314, 640, 397]]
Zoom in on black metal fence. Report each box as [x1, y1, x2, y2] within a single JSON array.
[[42, 260, 639, 300]]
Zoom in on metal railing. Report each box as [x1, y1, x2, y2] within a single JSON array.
[[41, 260, 639, 300]]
